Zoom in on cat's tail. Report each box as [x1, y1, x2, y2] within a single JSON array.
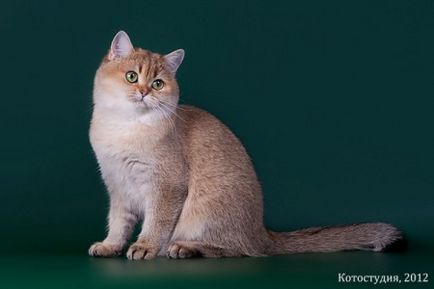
[[267, 222, 404, 255]]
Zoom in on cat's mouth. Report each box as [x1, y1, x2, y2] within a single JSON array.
[[129, 94, 160, 111], [129, 94, 146, 105]]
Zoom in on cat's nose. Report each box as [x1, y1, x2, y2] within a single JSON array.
[[139, 89, 149, 97]]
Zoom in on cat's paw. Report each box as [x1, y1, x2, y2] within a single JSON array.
[[126, 242, 159, 260], [88, 242, 122, 257], [166, 242, 200, 259]]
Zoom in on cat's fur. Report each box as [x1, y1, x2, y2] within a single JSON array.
[[88, 31, 403, 259]]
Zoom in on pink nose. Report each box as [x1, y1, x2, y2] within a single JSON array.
[[139, 89, 149, 97]]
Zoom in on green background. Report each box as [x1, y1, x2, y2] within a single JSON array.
[[0, 0, 433, 288]]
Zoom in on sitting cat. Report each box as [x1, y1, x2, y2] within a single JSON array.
[[88, 31, 402, 260]]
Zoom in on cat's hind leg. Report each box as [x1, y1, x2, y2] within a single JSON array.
[[166, 241, 239, 259]]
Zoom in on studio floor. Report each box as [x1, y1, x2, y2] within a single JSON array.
[[3, 240, 432, 289]]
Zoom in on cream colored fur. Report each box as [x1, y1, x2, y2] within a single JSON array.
[[88, 31, 403, 260]]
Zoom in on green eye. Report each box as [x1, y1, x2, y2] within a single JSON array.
[[151, 79, 165, 90], [125, 71, 138, 83]]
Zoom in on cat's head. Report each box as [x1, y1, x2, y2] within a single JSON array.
[[93, 31, 184, 120]]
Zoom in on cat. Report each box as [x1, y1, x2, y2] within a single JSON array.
[[88, 31, 403, 260]]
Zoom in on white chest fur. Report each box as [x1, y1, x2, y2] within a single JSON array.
[[90, 114, 160, 215]]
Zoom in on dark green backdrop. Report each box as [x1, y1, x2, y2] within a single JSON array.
[[1, 0, 433, 288]]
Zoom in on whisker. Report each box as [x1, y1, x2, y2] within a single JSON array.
[[154, 106, 170, 130], [158, 98, 188, 111], [156, 104, 175, 131], [158, 101, 186, 123]]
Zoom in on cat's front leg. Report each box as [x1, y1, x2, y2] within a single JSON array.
[[89, 196, 137, 257], [127, 190, 184, 260]]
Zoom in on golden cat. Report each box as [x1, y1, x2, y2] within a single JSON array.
[[88, 31, 402, 260]]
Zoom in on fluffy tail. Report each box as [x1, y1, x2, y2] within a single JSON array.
[[268, 222, 404, 254]]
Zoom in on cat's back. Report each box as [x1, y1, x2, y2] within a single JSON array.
[[178, 105, 258, 180], [178, 105, 243, 153]]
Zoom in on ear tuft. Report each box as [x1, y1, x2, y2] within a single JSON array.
[[164, 49, 185, 74], [109, 31, 134, 60]]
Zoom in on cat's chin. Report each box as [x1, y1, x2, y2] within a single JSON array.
[[133, 102, 167, 120], [133, 102, 153, 113], [129, 98, 151, 109]]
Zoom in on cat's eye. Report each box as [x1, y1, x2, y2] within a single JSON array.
[[125, 71, 138, 83], [151, 79, 165, 90]]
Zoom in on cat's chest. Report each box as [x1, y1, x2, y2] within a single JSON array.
[[90, 120, 159, 195]]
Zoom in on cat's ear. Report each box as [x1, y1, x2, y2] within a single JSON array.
[[164, 49, 185, 74], [108, 31, 134, 60]]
